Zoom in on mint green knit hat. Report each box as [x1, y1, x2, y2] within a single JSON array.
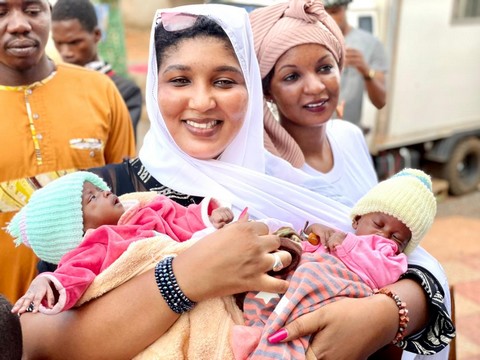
[[350, 168, 437, 255], [7, 172, 109, 264]]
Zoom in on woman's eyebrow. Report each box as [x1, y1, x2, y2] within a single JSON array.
[[214, 65, 242, 75], [162, 64, 190, 74]]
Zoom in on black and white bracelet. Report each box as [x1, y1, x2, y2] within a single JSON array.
[[154, 256, 196, 314]]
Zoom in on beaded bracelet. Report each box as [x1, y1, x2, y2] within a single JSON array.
[[374, 288, 410, 345], [154, 256, 196, 314]]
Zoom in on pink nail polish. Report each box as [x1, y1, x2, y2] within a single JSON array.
[[268, 328, 288, 343], [239, 207, 248, 218]]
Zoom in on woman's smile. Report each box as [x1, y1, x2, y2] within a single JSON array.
[[184, 119, 222, 132], [157, 36, 247, 160], [303, 98, 329, 113]]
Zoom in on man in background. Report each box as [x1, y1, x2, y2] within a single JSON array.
[[325, 0, 387, 132], [52, 0, 143, 136], [0, 0, 135, 303]]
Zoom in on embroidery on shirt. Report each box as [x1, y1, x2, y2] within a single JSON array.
[[69, 139, 104, 150]]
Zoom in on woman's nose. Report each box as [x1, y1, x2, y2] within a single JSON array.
[[188, 87, 216, 112], [303, 74, 326, 94]]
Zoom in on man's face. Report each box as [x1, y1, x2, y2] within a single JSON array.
[[51, 18, 101, 67], [0, 0, 51, 71]]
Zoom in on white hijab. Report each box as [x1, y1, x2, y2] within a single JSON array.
[[139, 4, 353, 231]]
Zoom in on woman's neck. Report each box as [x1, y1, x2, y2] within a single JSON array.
[[280, 120, 334, 173]]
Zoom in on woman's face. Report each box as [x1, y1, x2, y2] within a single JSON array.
[[157, 36, 248, 160], [267, 43, 340, 128]]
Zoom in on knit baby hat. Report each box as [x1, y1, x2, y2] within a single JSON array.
[[7, 171, 109, 264], [350, 168, 437, 255]]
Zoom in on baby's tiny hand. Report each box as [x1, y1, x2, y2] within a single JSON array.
[[304, 223, 336, 247], [324, 231, 347, 251], [11, 276, 56, 314], [210, 207, 234, 229]]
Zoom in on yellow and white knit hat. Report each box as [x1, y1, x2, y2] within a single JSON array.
[[351, 168, 437, 255]]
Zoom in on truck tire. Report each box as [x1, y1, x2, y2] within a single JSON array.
[[443, 137, 480, 195]]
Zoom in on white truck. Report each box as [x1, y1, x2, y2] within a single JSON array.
[[207, 0, 480, 195], [348, 0, 480, 195]]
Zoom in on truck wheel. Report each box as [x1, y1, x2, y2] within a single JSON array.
[[443, 137, 480, 195]]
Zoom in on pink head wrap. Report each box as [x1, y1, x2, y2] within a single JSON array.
[[249, 0, 344, 168], [250, 0, 345, 79]]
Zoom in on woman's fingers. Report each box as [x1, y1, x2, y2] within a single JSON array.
[[266, 250, 292, 273], [269, 297, 387, 360], [257, 273, 289, 294], [175, 221, 292, 301], [269, 309, 323, 344]]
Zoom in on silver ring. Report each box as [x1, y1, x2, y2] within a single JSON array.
[[26, 302, 35, 312], [271, 253, 284, 272]]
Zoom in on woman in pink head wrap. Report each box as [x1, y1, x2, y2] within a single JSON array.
[[249, 0, 454, 359]]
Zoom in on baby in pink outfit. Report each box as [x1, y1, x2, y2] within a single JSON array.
[[8, 171, 233, 315]]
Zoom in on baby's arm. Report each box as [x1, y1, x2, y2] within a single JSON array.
[[11, 275, 56, 314], [209, 207, 234, 229], [305, 222, 347, 251]]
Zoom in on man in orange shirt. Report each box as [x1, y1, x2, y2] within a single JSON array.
[[0, 0, 135, 303]]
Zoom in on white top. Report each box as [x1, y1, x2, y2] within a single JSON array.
[[302, 119, 378, 206]]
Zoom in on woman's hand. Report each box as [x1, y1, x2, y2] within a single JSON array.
[[271, 296, 399, 360], [174, 220, 292, 301]]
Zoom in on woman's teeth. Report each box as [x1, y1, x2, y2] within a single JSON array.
[[186, 120, 218, 129], [305, 100, 327, 108]]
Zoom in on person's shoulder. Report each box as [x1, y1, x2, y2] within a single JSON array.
[[57, 63, 117, 84], [110, 73, 139, 87], [110, 73, 142, 94], [351, 28, 384, 46], [351, 27, 375, 38]]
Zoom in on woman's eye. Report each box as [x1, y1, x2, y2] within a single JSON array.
[[170, 78, 190, 86], [318, 64, 333, 73], [215, 79, 238, 89], [283, 73, 299, 82]]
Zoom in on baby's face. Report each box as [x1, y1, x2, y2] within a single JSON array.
[[81, 182, 125, 232], [353, 212, 411, 253]]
